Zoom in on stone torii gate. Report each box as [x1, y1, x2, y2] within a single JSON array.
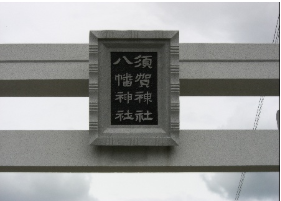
[[0, 32, 279, 172]]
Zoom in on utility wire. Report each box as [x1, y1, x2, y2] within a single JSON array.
[[234, 90, 265, 201], [273, 15, 280, 43], [234, 13, 279, 201], [235, 172, 246, 200], [253, 96, 265, 130]]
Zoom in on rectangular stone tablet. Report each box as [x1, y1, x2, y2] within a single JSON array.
[[89, 30, 179, 146]]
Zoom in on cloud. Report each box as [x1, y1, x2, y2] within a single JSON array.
[[0, 2, 278, 43], [132, 3, 279, 43], [89, 173, 227, 201], [0, 173, 97, 201], [218, 97, 279, 130], [0, 98, 89, 130], [201, 173, 279, 201], [180, 97, 279, 130]]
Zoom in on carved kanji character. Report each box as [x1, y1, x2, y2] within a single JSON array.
[[135, 110, 153, 122], [115, 92, 132, 103], [135, 73, 151, 88], [115, 73, 133, 87], [134, 55, 152, 68], [113, 56, 133, 65]]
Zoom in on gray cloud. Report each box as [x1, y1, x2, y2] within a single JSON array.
[[0, 173, 97, 201], [138, 3, 279, 43], [180, 97, 279, 130], [218, 97, 279, 130], [201, 173, 279, 201], [0, 3, 278, 43]]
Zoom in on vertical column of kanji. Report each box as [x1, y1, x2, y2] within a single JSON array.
[[169, 32, 180, 144], [89, 32, 99, 144]]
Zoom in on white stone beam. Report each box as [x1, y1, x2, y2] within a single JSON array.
[[0, 44, 278, 96], [0, 130, 278, 172]]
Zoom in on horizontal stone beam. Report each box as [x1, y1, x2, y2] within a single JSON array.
[[0, 79, 278, 97], [180, 79, 279, 96], [0, 130, 278, 172], [0, 44, 278, 97], [0, 61, 278, 80], [0, 44, 278, 61]]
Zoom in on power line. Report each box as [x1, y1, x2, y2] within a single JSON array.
[[253, 96, 265, 130], [234, 13, 279, 201], [273, 15, 280, 43], [234, 97, 265, 200], [234, 96, 265, 201], [235, 172, 246, 200]]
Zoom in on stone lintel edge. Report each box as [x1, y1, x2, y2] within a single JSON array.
[[0, 165, 279, 173], [90, 30, 179, 39]]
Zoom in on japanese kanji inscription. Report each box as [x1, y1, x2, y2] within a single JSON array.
[[89, 30, 179, 146], [111, 52, 158, 125]]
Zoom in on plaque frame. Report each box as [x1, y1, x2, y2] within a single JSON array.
[[89, 30, 179, 146]]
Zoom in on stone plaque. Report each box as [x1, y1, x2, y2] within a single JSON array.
[[89, 30, 179, 146], [111, 52, 158, 125]]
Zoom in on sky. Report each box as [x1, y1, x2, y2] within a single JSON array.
[[0, 2, 279, 201]]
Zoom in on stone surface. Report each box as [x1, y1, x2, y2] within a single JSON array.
[[0, 44, 278, 97], [180, 62, 279, 79], [89, 30, 179, 146], [0, 42, 278, 171], [277, 110, 279, 130], [0, 130, 278, 172], [0, 43, 278, 62], [179, 43, 279, 61], [0, 44, 88, 61]]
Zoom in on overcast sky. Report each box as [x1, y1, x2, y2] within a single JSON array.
[[0, 2, 279, 43], [0, 2, 279, 201]]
